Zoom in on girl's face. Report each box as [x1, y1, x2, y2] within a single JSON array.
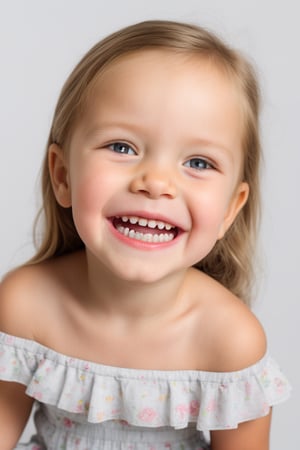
[[50, 50, 248, 283]]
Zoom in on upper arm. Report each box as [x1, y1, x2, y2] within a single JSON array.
[[210, 410, 272, 450], [0, 381, 34, 449]]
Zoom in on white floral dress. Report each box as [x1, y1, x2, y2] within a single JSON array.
[[0, 332, 291, 450]]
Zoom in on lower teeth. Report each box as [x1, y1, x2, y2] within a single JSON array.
[[116, 226, 174, 243]]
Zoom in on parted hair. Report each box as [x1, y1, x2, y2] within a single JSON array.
[[30, 20, 261, 305]]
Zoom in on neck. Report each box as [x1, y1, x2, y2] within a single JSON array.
[[83, 251, 189, 323]]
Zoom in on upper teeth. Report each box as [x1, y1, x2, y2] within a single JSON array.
[[119, 216, 174, 231]]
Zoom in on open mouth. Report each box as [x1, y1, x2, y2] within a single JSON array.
[[111, 215, 179, 243]]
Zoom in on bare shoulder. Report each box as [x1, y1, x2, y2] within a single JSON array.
[[189, 270, 267, 372], [210, 296, 267, 372], [0, 252, 85, 339], [0, 262, 51, 338]]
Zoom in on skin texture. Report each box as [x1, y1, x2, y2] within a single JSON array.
[[0, 50, 270, 449]]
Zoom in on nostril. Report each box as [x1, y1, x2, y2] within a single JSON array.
[[130, 173, 177, 199]]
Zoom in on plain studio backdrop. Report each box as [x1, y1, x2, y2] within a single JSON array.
[[0, 1, 298, 448]]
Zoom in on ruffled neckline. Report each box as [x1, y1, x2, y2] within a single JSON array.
[[0, 331, 291, 431]]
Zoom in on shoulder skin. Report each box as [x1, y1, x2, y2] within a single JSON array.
[[189, 269, 267, 372], [0, 251, 87, 342], [0, 264, 48, 339]]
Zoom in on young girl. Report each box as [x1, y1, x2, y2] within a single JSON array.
[[0, 20, 290, 450]]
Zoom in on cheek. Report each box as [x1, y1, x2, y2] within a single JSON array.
[[70, 163, 113, 210], [71, 178, 101, 214], [69, 168, 107, 235], [190, 188, 230, 229]]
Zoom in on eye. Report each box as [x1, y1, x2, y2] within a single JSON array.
[[184, 157, 214, 170], [108, 142, 136, 155]]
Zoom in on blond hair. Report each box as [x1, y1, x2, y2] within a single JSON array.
[[31, 20, 261, 305]]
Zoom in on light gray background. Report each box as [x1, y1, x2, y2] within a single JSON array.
[[0, 1, 298, 448]]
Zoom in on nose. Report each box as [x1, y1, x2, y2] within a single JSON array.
[[129, 168, 177, 199]]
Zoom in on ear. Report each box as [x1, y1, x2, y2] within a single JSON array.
[[218, 182, 249, 240], [48, 143, 72, 208]]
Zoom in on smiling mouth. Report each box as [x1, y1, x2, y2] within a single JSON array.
[[112, 215, 179, 243]]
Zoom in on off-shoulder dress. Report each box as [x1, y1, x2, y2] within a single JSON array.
[[0, 332, 291, 450]]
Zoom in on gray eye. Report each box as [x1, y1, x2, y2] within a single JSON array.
[[109, 142, 136, 155], [184, 158, 213, 170]]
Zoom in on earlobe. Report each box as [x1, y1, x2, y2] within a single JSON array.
[[218, 182, 249, 240], [48, 143, 72, 208]]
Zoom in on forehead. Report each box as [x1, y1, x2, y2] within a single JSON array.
[[75, 49, 244, 158], [91, 48, 238, 101]]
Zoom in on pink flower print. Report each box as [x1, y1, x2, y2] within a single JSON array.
[[32, 391, 43, 401], [0, 366, 6, 373], [63, 417, 74, 428], [84, 363, 90, 371], [206, 399, 217, 413], [175, 404, 189, 421], [189, 400, 200, 417], [4, 335, 14, 345], [274, 377, 285, 394], [138, 407, 158, 423], [138, 375, 147, 385], [164, 443, 172, 448]]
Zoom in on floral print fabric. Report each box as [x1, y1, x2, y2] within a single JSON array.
[[0, 332, 291, 450]]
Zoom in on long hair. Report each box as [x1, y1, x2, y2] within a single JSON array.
[[30, 20, 261, 305]]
